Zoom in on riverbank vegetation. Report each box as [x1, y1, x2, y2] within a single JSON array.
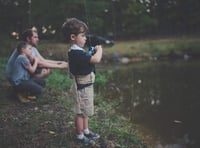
[[1, 37, 200, 60]]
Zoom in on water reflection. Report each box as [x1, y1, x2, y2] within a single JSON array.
[[104, 60, 200, 148]]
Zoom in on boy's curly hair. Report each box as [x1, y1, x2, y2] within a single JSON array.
[[62, 18, 88, 42]]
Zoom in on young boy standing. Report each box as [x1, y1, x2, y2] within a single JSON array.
[[10, 41, 46, 103], [62, 18, 103, 145]]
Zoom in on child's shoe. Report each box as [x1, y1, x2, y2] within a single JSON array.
[[77, 136, 95, 145], [84, 131, 100, 140], [27, 95, 36, 100], [17, 93, 30, 103]]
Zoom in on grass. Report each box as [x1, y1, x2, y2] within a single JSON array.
[[103, 37, 200, 58], [2, 37, 200, 60], [46, 69, 72, 90]]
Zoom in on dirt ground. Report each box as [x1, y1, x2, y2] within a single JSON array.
[[0, 79, 72, 147], [0, 78, 132, 148]]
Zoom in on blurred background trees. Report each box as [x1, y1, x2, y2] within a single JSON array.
[[0, 0, 200, 40]]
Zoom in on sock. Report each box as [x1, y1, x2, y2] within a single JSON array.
[[84, 128, 90, 135], [77, 134, 84, 139]]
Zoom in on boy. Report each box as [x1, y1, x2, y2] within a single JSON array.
[[10, 41, 46, 103], [62, 18, 103, 145]]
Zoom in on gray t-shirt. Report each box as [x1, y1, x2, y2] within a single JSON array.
[[10, 55, 31, 86], [6, 47, 40, 83]]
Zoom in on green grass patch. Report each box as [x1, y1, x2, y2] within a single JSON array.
[[103, 37, 200, 57], [91, 98, 146, 147], [2, 37, 200, 59], [46, 69, 72, 90]]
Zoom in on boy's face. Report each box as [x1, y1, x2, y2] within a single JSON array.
[[23, 45, 32, 57], [72, 32, 87, 48]]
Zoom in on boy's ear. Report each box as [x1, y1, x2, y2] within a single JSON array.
[[70, 34, 76, 41]]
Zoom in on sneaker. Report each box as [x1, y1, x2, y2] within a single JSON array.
[[84, 131, 100, 139], [77, 136, 95, 145], [17, 93, 30, 103]]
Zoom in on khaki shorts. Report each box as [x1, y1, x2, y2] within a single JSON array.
[[71, 80, 94, 117]]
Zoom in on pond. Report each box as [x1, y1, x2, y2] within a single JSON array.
[[103, 59, 200, 148]]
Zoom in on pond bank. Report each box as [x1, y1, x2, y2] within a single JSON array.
[[0, 61, 147, 148]]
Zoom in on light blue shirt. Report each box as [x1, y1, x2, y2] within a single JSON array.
[[6, 47, 40, 83], [10, 55, 31, 86]]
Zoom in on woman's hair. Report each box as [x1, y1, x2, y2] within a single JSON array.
[[62, 17, 88, 42]]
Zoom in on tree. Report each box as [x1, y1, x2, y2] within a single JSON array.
[[0, 0, 200, 40], [0, 0, 29, 37]]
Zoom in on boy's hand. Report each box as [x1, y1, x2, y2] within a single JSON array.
[[90, 45, 103, 64], [28, 55, 35, 63], [33, 56, 39, 63], [94, 45, 102, 52]]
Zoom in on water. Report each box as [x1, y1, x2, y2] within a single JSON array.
[[103, 60, 200, 148]]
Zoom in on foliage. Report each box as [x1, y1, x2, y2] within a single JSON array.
[[1, 37, 200, 61], [0, 39, 18, 57], [103, 37, 200, 58], [94, 72, 108, 90], [46, 68, 110, 95], [1, 0, 200, 40], [46, 69, 72, 90], [92, 97, 147, 147], [0, 57, 8, 79]]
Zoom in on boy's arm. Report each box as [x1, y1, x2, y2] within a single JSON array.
[[27, 57, 38, 74], [90, 45, 103, 64]]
